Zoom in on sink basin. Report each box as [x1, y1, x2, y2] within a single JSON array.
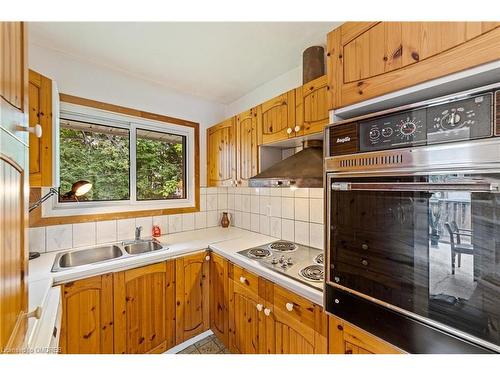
[[123, 240, 163, 255], [52, 245, 124, 272]]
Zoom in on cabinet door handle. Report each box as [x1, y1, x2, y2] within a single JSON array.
[[285, 302, 294, 312], [239, 276, 247, 284], [264, 308, 271, 316], [205, 255, 210, 261], [17, 124, 42, 138], [27, 306, 42, 320], [294, 125, 301, 133], [256, 303, 263, 312], [286, 128, 293, 135]]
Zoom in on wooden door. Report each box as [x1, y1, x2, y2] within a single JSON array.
[[175, 251, 210, 344], [236, 107, 260, 186], [260, 90, 296, 144], [209, 253, 229, 347], [206, 118, 236, 187], [327, 22, 500, 109], [296, 75, 329, 136], [113, 261, 175, 354], [328, 316, 402, 354], [28, 69, 53, 187], [0, 21, 29, 353], [60, 274, 114, 354]]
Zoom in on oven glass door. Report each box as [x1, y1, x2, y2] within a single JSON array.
[[329, 173, 500, 349]]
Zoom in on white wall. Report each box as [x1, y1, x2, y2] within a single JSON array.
[[28, 43, 227, 187]]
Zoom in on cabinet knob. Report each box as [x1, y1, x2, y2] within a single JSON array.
[[362, 243, 369, 250], [264, 308, 271, 316], [286, 127, 293, 135], [285, 302, 294, 312], [294, 125, 301, 133], [17, 124, 42, 138], [239, 276, 247, 284], [256, 303, 263, 312], [27, 306, 42, 320], [361, 259, 368, 266], [205, 255, 210, 261]]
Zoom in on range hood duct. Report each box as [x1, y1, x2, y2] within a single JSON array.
[[249, 140, 323, 188]]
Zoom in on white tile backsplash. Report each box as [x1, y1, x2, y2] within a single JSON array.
[[250, 195, 259, 214], [152, 215, 169, 235], [135, 217, 153, 238], [259, 215, 270, 235], [281, 219, 295, 242], [217, 194, 228, 210], [29, 227, 46, 253], [251, 213, 260, 232], [294, 220, 310, 246], [259, 195, 270, 216], [182, 213, 195, 231], [168, 214, 183, 233], [194, 212, 207, 229], [46, 224, 72, 252], [72, 222, 96, 248], [282, 197, 294, 219], [206, 194, 218, 211], [117, 218, 136, 241], [270, 217, 282, 238], [294, 198, 309, 222], [309, 199, 324, 224], [207, 210, 219, 227], [309, 223, 324, 250], [96, 220, 117, 244], [270, 196, 282, 218]]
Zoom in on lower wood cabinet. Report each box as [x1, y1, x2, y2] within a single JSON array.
[[209, 253, 229, 347], [175, 251, 210, 344], [328, 315, 403, 354]]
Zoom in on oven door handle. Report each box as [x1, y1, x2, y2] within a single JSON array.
[[331, 181, 499, 192]]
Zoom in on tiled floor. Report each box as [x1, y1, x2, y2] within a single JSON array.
[[177, 334, 230, 354]]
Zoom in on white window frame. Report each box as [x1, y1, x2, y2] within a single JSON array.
[[41, 102, 196, 218]]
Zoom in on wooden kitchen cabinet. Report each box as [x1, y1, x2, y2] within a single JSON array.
[[235, 107, 260, 186], [207, 117, 236, 187], [327, 22, 500, 109], [113, 261, 176, 354], [295, 75, 329, 136], [328, 315, 403, 354], [175, 251, 210, 344], [60, 274, 115, 354], [260, 90, 296, 144], [28, 69, 54, 187], [209, 253, 229, 347], [1, 22, 25, 111]]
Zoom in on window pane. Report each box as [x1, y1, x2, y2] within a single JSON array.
[[59, 119, 130, 201], [136, 128, 186, 200]]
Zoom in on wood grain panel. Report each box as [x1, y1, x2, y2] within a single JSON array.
[[0, 22, 24, 111], [236, 107, 259, 186], [296, 75, 329, 136], [207, 117, 236, 187], [209, 253, 229, 347], [260, 90, 296, 144]]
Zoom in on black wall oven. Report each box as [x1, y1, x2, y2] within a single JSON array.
[[324, 83, 500, 353]]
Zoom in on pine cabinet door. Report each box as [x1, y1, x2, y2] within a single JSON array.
[[175, 251, 210, 344], [296, 75, 329, 136], [207, 118, 236, 187], [113, 262, 175, 354], [260, 90, 296, 144], [236, 107, 260, 186], [0, 22, 25, 111], [209, 253, 229, 347], [60, 274, 114, 354]]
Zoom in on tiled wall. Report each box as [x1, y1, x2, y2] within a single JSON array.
[[29, 186, 325, 254]]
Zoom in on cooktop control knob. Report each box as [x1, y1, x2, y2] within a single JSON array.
[[286, 257, 293, 265], [271, 258, 278, 265]]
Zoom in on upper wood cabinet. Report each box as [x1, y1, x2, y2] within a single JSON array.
[[209, 253, 229, 347], [60, 274, 115, 354], [328, 315, 403, 354], [28, 69, 54, 187], [260, 90, 296, 144], [114, 261, 175, 354], [235, 107, 260, 186], [0, 21, 29, 353], [327, 22, 500, 109], [175, 251, 210, 344], [207, 117, 236, 187], [295, 75, 329, 136]]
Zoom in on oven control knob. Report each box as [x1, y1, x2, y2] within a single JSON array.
[[361, 259, 369, 266], [271, 258, 278, 265], [361, 243, 369, 250], [334, 277, 340, 283], [382, 127, 393, 137], [286, 257, 293, 265], [369, 129, 380, 140], [334, 299, 340, 304]]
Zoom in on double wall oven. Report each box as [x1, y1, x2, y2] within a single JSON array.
[[324, 83, 500, 353]]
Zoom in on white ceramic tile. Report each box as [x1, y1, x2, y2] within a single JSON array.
[[270, 188, 282, 197], [282, 188, 295, 197], [207, 211, 219, 227], [46, 224, 73, 252], [206, 194, 218, 211], [294, 188, 309, 198], [117, 218, 136, 241], [270, 196, 282, 217], [168, 214, 183, 233], [96, 220, 117, 244], [281, 219, 295, 242], [241, 195, 251, 212], [182, 213, 195, 231], [294, 198, 310, 222], [135, 217, 153, 238], [259, 195, 270, 216], [240, 187, 252, 195], [217, 187, 228, 194], [294, 221, 310, 246], [206, 187, 218, 195], [259, 188, 270, 196], [217, 194, 228, 210], [282, 197, 295, 219], [227, 187, 236, 195], [270, 217, 282, 238], [29, 227, 46, 253], [227, 194, 235, 209], [200, 194, 207, 211], [309, 223, 324, 250], [152, 216, 169, 235], [309, 199, 324, 224], [251, 213, 260, 232], [309, 188, 324, 199], [233, 211, 242, 228], [259, 215, 270, 235], [250, 187, 260, 196], [234, 194, 242, 211], [194, 212, 207, 229], [241, 212, 251, 230], [72, 222, 96, 248], [250, 195, 259, 214], [200, 187, 207, 195]]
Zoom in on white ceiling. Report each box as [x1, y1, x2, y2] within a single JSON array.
[[28, 22, 341, 104]]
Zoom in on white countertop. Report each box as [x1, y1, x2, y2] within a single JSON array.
[[27, 226, 324, 350]]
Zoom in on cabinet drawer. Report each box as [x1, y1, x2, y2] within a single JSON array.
[[273, 284, 316, 330], [230, 264, 259, 295]]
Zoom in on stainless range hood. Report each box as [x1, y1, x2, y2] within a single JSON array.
[[249, 140, 323, 188]]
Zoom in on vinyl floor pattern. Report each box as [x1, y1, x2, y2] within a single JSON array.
[[177, 334, 230, 354]]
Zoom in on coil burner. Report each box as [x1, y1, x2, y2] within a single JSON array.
[[247, 247, 272, 259], [299, 265, 324, 282], [268, 240, 298, 252], [313, 253, 324, 265]]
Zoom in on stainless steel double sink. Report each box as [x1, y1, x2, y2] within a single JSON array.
[[51, 239, 165, 272]]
